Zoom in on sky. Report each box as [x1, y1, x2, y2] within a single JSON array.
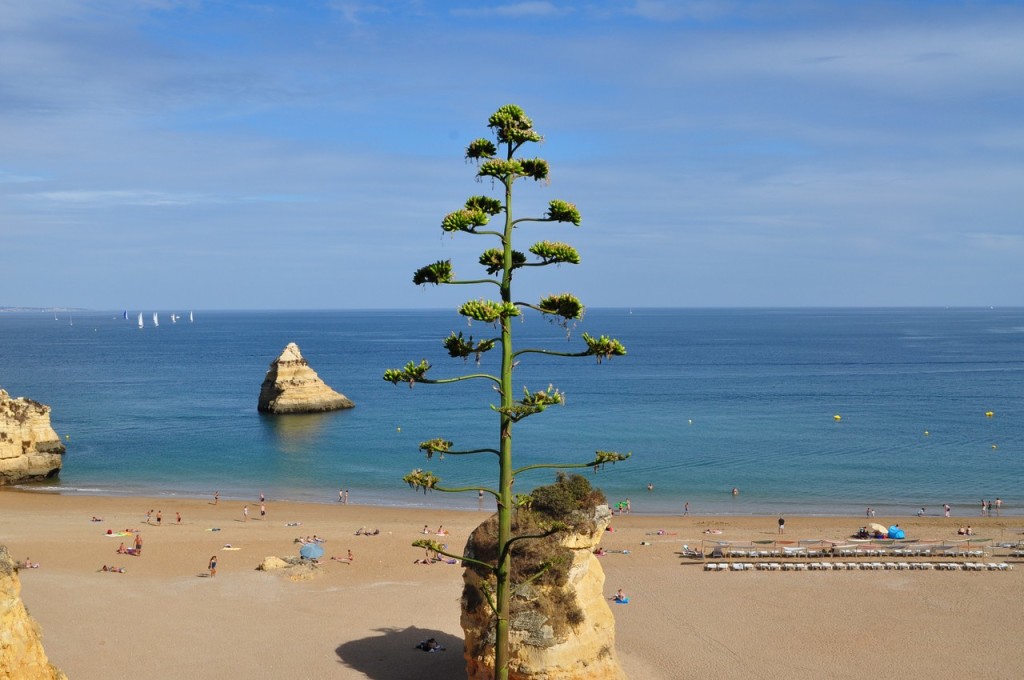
[[2, 0, 1023, 310]]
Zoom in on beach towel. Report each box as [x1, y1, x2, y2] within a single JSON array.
[[614, 598, 630, 605]]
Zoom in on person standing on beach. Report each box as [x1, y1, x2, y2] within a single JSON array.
[[339, 488, 344, 502], [176, 511, 182, 524], [260, 491, 265, 503], [260, 502, 266, 520], [344, 490, 349, 504], [134, 533, 142, 556], [778, 517, 785, 534], [683, 502, 689, 516], [208, 555, 217, 577], [156, 510, 162, 526], [214, 491, 219, 505], [243, 505, 249, 522], [944, 504, 951, 517]]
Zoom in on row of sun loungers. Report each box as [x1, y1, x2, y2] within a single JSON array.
[[716, 547, 990, 558], [704, 561, 1013, 572]]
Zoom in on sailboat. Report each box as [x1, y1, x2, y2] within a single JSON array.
[[189, 311, 194, 323], [137, 313, 144, 329], [170, 314, 178, 323], [153, 312, 159, 327], [123, 310, 128, 321]]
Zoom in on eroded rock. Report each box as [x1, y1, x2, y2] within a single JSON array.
[[0, 389, 65, 486], [257, 343, 354, 414]]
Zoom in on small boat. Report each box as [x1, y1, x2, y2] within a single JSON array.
[[137, 313, 144, 329], [170, 314, 177, 323], [189, 311, 194, 323], [123, 310, 128, 321], [153, 312, 159, 327]]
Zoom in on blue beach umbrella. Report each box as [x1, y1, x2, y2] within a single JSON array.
[[299, 543, 324, 559]]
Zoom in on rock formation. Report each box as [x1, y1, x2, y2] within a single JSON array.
[[0, 546, 68, 680], [0, 390, 65, 486], [257, 343, 355, 414], [461, 496, 627, 679]]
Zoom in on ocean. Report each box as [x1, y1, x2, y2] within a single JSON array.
[[1, 308, 1021, 517]]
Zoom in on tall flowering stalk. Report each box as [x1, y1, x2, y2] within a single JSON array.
[[384, 105, 628, 679]]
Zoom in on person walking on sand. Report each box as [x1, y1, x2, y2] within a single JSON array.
[[339, 488, 344, 502], [260, 502, 266, 520], [243, 505, 249, 522], [176, 511, 182, 524], [683, 501, 689, 516], [156, 510, 162, 526], [208, 555, 217, 577], [214, 491, 219, 505], [944, 504, 950, 518], [778, 517, 785, 534]]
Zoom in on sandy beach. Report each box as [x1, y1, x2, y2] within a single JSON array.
[[3, 490, 1022, 680]]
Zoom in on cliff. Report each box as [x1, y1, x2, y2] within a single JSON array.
[[0, 390, 65, 486], [461, 482, 627, 679], [0, 546, 67, 680], [257, 343, 355, 414]]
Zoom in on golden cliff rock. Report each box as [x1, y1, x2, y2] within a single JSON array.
[[257, 343, 355, 414]]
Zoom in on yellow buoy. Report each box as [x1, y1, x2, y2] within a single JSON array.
[[924, 431, 930, 436], [985, 411, 994, 417], [397, 427, 401, 432], [833, 414, 842, 421], [992, 444, 998, 449]]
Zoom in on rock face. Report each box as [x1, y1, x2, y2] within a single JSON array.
[[257, 343, 355, 414], [0, 546, 68, 680], [461, 505, 627, 680], [0, 390, 65, 486]]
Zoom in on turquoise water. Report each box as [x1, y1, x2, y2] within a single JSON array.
[[1, 308, 1021, 516]]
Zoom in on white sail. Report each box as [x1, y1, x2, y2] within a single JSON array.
[[153, 312, 159, 327], [189, 311, 194, 323], [171, 314, 177, 323], [138, 313, 144, 329]]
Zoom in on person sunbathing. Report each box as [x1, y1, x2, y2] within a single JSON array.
[[416, 638, 445, 652]]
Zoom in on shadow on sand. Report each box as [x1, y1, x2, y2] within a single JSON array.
[[335, 626, 466, 679]]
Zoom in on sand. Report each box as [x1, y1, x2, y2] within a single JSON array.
[[2, 490, 1022, 680]]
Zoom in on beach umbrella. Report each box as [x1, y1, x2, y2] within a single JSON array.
[[867, 523, 888, 537], [299, 543, 324, 559]]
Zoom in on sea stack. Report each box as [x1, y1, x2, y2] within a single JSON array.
[[0, 390, 65, 486], [257, 343, 355, 414]]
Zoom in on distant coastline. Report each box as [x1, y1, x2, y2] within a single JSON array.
[[0, 306, 89, 313]]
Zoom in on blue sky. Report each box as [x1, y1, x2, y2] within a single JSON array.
[[2, 0, 1022, 310]]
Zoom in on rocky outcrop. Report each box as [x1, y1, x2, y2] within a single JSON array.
[[0, 546, 68, 680], [257, 343, 355, 414], [0, 390, 65, 486], [461, 504, 627, 680]]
